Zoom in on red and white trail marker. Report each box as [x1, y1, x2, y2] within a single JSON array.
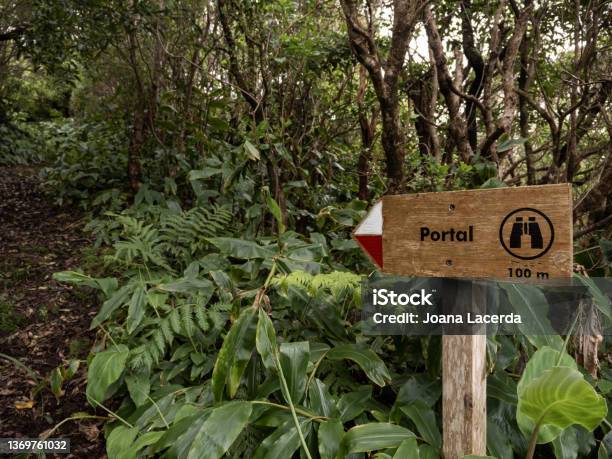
[[352, 200, 383, 269]]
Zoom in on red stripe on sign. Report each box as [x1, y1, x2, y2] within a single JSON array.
[[354, 235, 383, 269]]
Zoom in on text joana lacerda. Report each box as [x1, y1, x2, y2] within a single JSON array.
[[361, 277, 611, 336]]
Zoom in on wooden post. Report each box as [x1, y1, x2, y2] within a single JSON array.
[[441, 280, 487, 458], [442, 335, 487, 458]]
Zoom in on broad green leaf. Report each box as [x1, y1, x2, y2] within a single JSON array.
[[188, 401, 252, 459], [211, 307, 257, 401], [394, 438, 419, 458], [267, 195, 286, 234], [339, 423, 415, 454], [125, 372, 150, 407], [256, 308, 277, 370], [86, 344, 129, 405], [396, 375, 441, 407], [516, 346, 576, 443], [253, 417, 312, 459], [419, 445, 439, 459], [53, 270, 95, 284], [53, 271, 118, 297], [552, 427, 578, 459], [461, 456, 497, 459], [95, 277, 119, 297], [517, 346, 577, 395], [326, 343, 391, 387], [488, 371, 518, 405], [157, 277, 213, 294], [400, 400, 441, 450], [90, 284, 132, 329], [208, 237, 275, 259], [129, 431, 164, 457], [64, 359, 80, 379], [308, 378, 337, 417], [337, 386, 372, 422], [127, 284, 147, 333], [496, 137, 527, 152], [151, 411, 209, 455], [500, 284, 564, 349], [188, 168, 222, 180], [598, 431, 612, 459], [227, 314, 257, 399], [49, 367, 63, 398], [244, 140, 260, 160], [572, 274, 612, 321], [318, 419, 344, 459], [106, 425, 138, 459], [519, 366, 607, 444], [279, 341, 309, 403], [486, 418, 513, 459]]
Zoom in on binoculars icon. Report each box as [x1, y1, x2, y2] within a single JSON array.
[[509, 216, 543, 249]]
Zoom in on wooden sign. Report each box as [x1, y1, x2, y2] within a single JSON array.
[[354, 184, 573, 279], [353, 184, 573, 459]]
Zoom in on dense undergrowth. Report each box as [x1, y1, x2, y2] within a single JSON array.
[[1, 118, 609, 459]]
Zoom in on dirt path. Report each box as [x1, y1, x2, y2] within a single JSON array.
[[0, 166, 105, 457]]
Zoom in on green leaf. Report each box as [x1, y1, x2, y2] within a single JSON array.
[[254, 417, 312, 459], [394, 438, 419, 458], [318, 419, 344, 459], [106, 425, 139, 459], [125, 372, 150, 407], [267, 195, 286, 234], [208, 237, 275, 259], [326, 343, 391, 387], [49, 367, 63, 398], [519, 367, 607, 443], [127, 285, 147, 333], [308, 379, 338, 417], [420, 445, 440, 459], [188, 401, 252, 459], [339, 423, 415, 454], [90, 284, 132, 329], [130, 431, 164, 457], [211, 307, 257, 401], [63, 359, 80, 379], [279, 341, 309, 403], [486, 418, 513, 459], [500, 284, 564, 349], [86, 344, 129, 405], [227, 318, 257, 399], [256, 308, 277, 370], [598, 431, 612, 459], [516, 346, 577, 443], [244, 140, 260, 161], [496, 137, 527, 152], [400, 400, 441, 450], [461, 456, 497, 459], [396, 375, 441, 407], [552, 427, 578, 459], [157, 277, 213, 294], [188, 168, 222, 180], [337, 386, 372, 422], [572, 274, 612, 321]]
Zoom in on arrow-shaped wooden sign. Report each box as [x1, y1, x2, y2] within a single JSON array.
[[353, 184, 573, 458], [354, 184, 573, 278]]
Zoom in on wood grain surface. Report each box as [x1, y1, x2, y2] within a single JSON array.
[[382, 184, 573, 279]]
